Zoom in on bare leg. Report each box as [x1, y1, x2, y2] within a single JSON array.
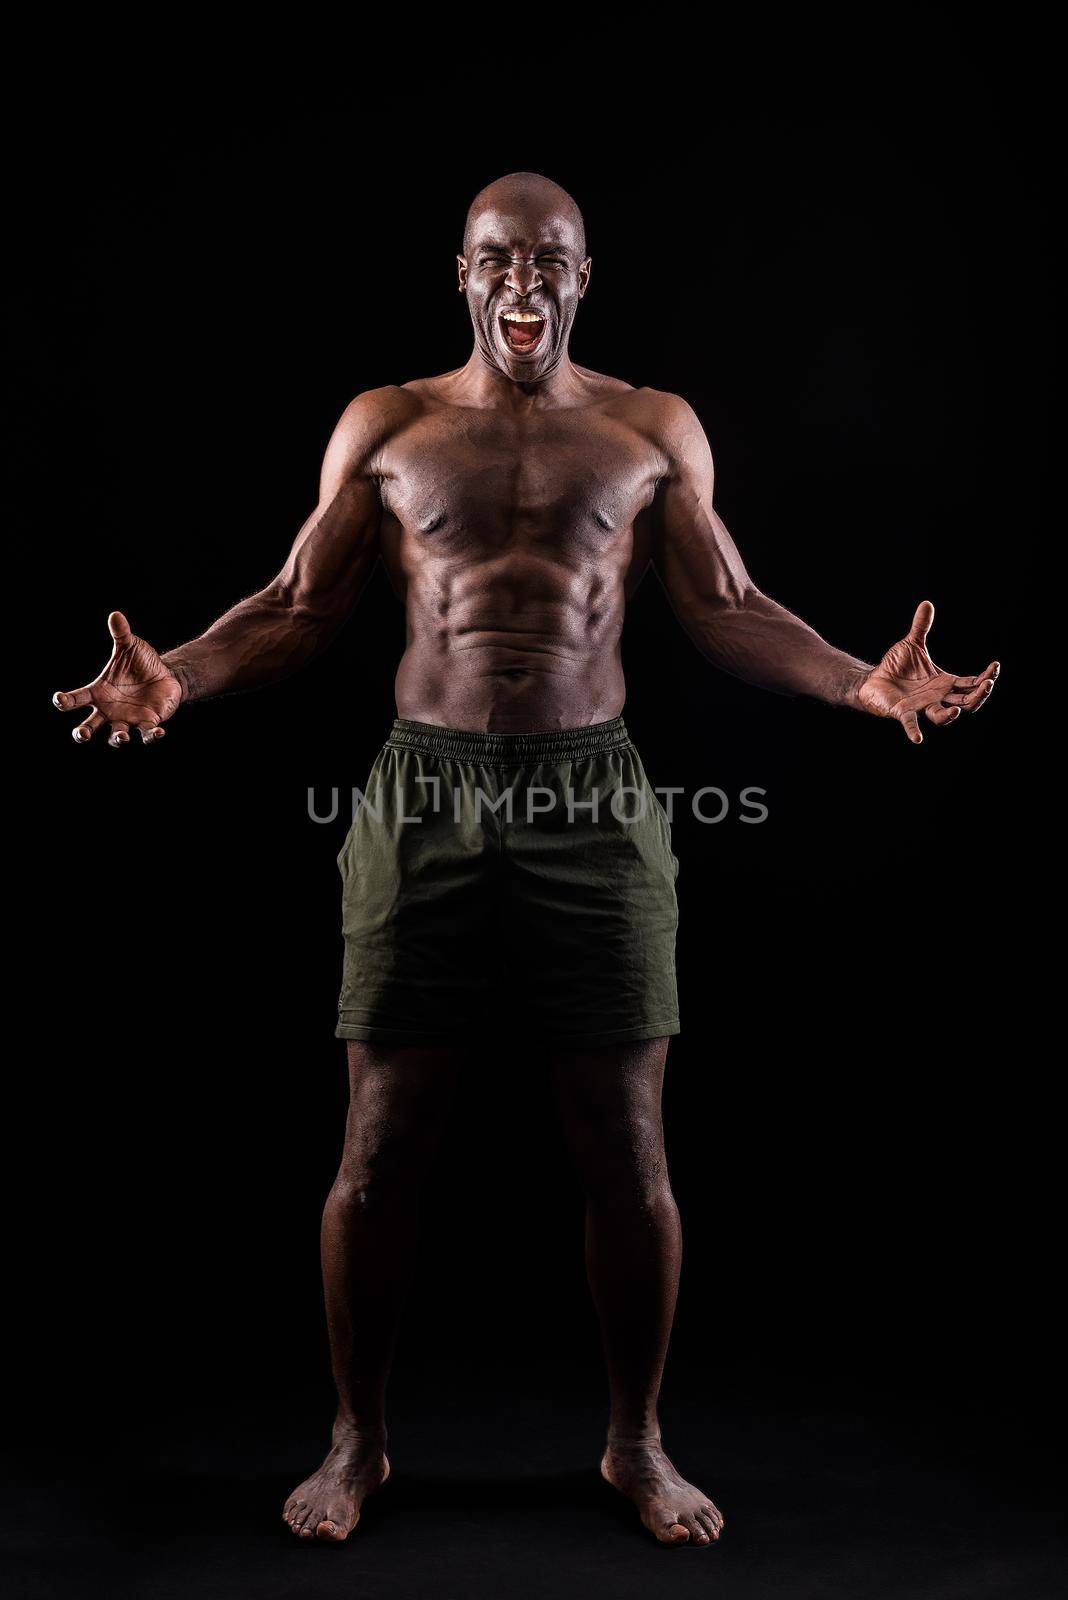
[[284, 1039, 465, 1542], [550, 1037, 724, 1547]]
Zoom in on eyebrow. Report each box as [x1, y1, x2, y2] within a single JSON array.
[[473, 240, 573, 257]]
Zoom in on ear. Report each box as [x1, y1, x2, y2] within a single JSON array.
[[578, 256, 592, 298], [456, 253, 468, 292]]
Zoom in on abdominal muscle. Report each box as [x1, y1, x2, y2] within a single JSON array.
[[391, 551, 629, 733]]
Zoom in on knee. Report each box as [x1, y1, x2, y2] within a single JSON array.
[[588, 1165, 676, 1219], [329, 1141, 420, 1213], [574, 1124, 675, 1215]]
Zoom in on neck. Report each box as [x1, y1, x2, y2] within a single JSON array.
[[453, 344, 583, 409]]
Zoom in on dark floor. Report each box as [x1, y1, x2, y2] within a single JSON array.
[[3, 1398, 1062, 1600]]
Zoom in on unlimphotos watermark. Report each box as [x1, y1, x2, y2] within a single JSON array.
[[306, 783, 769, 826]]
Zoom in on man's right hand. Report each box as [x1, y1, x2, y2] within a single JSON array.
[[53, 612, 182, 745]]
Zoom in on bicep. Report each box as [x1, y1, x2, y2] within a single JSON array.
[[652, 398, 754, 615], [273, 397, 388, 624]]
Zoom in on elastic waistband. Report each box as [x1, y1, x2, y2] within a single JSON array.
[[386, 716, 631, 764]]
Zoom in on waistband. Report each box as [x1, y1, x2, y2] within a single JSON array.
[[386, 716, 631, 764]]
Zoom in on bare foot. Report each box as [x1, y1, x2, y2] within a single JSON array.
[[283, 1427, 390, 1543], [601, 1437, 724, 1546]]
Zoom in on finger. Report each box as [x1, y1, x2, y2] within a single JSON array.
[[108, 611, 133, 647], [925, 703, 961, 726], [944, 677, 996, 711], [898, 708, 923, 745], [962, 678, 996, 713], [951, 661, 1000, 692], [73, 710, 106, 744], [139, 725, 166, 744], [908, 600, 935, 647], [108, 722, 130, 747], [53, 685, 97, 712]]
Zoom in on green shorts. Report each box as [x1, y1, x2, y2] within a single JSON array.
[[336, 717, 680, 1047]]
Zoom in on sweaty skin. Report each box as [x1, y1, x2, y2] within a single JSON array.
[[53, 172, 999, 1547]]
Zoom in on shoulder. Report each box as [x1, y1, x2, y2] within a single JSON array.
[[572, 369, 700, 441], [613, 386, 712, 477], [333, 385, 424, 448], [631, 387, 706, 446], [322, 386, 424, 486]]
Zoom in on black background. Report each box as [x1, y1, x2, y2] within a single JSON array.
[[16, 10, 1059, 1597]]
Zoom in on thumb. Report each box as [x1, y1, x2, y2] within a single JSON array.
[[108, 610, 133, 647], [898, 708, 923, 746], [908, 600, 934, 647]]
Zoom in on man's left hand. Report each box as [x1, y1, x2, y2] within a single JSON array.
[[857, 601, 1000, 745]]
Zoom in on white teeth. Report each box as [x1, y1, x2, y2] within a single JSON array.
[[501, 311, 543, 322]]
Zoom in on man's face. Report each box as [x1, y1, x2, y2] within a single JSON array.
[[458, 201, 591, 381]]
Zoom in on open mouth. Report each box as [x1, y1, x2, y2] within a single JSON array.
[[499, 309, 547, 357]]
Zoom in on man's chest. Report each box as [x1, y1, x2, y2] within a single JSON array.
[[377, 409, 661, 549]]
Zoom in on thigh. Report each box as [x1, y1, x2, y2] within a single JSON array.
[[337, 745, 502, 1042], [549, 1037, 671, 1184], [502, 746, 680, 1046], [341, 1040, 468, 1172]]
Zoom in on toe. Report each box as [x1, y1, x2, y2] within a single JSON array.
[[316, 1518, 348, 1542], [696, 1511, 719, 1542], [684, 1514, 710, 1545], [656, 1519, 690, 1544]]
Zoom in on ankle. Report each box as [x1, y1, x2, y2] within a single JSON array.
[[606, 1424, 663, 1450], [332, 1416, 388, 1449]]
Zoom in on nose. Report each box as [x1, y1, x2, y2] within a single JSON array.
[[505, 259, 542, 298]]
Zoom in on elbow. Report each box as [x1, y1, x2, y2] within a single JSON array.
[[262, 579, 333, 641], [697, 577, 758, 618], [732, 579, 762, 612], [690, 581, 762, 662]]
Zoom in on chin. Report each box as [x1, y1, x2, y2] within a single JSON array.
[[501, 355, 552, 381], [493, 337, 558, 382]]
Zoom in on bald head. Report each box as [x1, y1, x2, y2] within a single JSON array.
[[458, 171, 591, 381], [463, 171, 586, 259]]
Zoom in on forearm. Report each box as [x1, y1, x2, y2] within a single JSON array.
[[162, 581, 339, 704], [690, 588, 872, 708], [649, 394, 878, 706]]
